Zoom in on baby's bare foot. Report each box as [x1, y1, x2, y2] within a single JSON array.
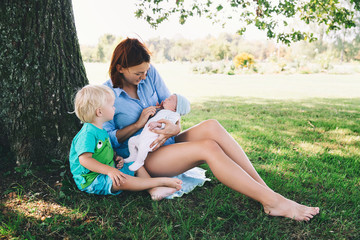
[[263, 194, 320, 221]]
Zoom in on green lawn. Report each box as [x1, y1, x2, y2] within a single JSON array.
[[1, 96, 359, 239]]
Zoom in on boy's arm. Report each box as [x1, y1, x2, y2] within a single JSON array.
[[79, 152, 126, 186]]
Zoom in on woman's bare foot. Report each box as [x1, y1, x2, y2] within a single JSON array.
[[149, 178, 182, 201], [263, 194, 320, 221]]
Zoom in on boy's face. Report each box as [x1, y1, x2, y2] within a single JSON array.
[[162, 94, 177, 112], [100, 97, 115, 122]]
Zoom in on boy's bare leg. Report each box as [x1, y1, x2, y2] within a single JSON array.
[[137, 167, 182, 200], [112, 167, 182, 200]]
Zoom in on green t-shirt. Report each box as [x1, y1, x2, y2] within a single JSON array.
[[69, 123, 114, 189]]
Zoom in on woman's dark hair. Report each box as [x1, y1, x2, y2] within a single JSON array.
[[109, 38, 151, 88]]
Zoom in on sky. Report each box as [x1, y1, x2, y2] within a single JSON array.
[[72, 0, 266, 45]]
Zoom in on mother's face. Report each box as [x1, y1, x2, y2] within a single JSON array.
[[118, 62, 150, 86]]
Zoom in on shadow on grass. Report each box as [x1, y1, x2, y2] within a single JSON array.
[[1, 97, 359, 239]]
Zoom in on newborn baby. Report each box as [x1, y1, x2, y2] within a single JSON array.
[[125, 94, 191, 171]]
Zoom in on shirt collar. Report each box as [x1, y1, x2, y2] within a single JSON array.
[[107, 79, 123, 97], [109, 79, 146, 97]]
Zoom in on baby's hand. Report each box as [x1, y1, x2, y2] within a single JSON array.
[[156, 101, 163, 108], [115, 156, 124, 169]]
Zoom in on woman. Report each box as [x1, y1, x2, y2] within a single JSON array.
[[103, 38, 320, 221]]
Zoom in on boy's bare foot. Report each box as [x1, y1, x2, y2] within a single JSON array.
[[263, 194, 320, 221], [150, 187, 177, 201], [149, 178, 182, 201], [165, 178, 182, 190]]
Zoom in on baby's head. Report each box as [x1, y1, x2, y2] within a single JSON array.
[[163, 94, 190, 116], [74, 85, 115, 123]]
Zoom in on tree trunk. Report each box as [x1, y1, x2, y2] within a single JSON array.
[[0, 0, 88, 166]]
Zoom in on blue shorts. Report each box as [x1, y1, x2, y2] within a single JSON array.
[[82, 163, 135, 195]]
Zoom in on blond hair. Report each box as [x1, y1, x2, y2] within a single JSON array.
[[74, 85, 115, 123]]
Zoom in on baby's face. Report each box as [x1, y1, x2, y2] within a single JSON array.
[[162, 94, 177, 111]]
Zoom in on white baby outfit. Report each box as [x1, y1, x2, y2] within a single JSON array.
[[125, 109, 180, 171], [123, 94, 210, 199]]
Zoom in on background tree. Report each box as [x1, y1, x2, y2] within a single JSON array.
[[0, 0, 88, 166], [147, 37, 172, 62], [97, 34, 122, 62], [209, 42, 231, 61], [331, 15, 360, 62]]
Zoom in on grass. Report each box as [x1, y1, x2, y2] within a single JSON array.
[[1, 97, 359, 239]]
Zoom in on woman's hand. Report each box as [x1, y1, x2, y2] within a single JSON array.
[[150, 119, 180, 151], [135, 106, 158, 129], [148, 122, 162, 130]]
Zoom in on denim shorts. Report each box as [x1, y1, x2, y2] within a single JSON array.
[[82, 162, 135, 195]]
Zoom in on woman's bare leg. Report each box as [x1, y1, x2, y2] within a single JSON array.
[[176, 119, 268, 187], [145, 140, 319, 221]]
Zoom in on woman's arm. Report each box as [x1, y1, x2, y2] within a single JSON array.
[[115, 106, 159, 143], [79, 152, 126, 186], [149, 64, 171, 101], [103, 119, 121, 149], [115, 123, 142, 143]]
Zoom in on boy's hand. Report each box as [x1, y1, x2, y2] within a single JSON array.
[[115, 156, 124, 169], [107, 168, 127, 187]]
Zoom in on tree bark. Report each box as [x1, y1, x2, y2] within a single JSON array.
[[0, 0, 88, 166]]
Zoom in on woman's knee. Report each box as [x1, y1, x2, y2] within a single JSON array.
[[201, 119, 223, 136], [202, 119, 220, 127], [200, 139, 221, 155], [197, 139, 225, 165]]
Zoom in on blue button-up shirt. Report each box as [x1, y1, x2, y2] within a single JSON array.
[[103, 64, 175, 157]]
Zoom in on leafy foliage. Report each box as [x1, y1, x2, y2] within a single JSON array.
[[135, 0, 360, 44], [233, 52, 255, 69]]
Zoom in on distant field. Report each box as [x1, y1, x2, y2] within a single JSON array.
[[85, 62, 360, 101]]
